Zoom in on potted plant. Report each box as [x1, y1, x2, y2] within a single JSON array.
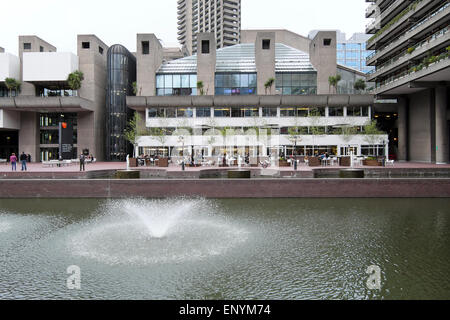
[[328, 74, 342, 94], [67, 71, 84, 96], [363, 156, 382, 167], [4, 78, 21, 97], [264, 78, 275, 95]]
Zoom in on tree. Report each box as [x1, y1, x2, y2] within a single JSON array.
[[197, 81, 205, 95], [123, 112, 148, 158], [328, 74, 342, 94], [354, 79, 367, 93], [363, 120, 386, 157], [4, 78, 21, 97], [288, 127, 303, 156], [308, 108, 325, 156], [67, 71, 84, 94], [264, 78, 275, 95]]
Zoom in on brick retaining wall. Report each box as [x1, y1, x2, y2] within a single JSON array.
[[1, 179, 449, 198]]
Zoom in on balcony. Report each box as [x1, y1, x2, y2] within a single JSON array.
[[23, 52, 79, 83], [0, 96, 94, 112], [367, 2, 450, 64], [367, 0, 437, 49], [0, 53, 20, 81], [373, 52, 450, 94], [367, 25, 450, 81]]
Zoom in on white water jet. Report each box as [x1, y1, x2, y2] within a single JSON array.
[[68, 198, 249, 265]]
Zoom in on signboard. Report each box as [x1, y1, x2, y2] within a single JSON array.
[[59, 121, 74, 160]]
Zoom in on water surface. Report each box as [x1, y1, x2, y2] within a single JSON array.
[[0, 198, 449, 300]]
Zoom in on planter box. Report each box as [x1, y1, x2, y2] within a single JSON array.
[[308, 157, 321, 167], [363, 159, 382, 166], [158, 158, 169, 167], [279, 160, 290, 167], [339, 157, 351, 167], [129, 158, 137, 168]]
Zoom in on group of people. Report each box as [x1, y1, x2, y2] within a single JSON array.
[[9, 152, 31, 171]]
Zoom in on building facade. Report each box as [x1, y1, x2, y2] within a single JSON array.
[[366, 0, 450, 163], [128, 31, 388, 160], [0, 35, 108, 162], [309, 30, 375, 74], [177, 0, 241, 55]]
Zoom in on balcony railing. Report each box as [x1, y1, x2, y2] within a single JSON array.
[[367, 2, 450, 62], [374, 50, 449, 90], [367, 25, 449, 77]]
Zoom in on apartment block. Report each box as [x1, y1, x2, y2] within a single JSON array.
[[178, 0, 241, 55], [366, 0, 450, 163]]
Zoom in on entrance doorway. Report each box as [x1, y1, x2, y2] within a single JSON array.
[[0, 130, 18, 160]]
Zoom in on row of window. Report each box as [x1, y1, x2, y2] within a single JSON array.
[[148, 106, 370, 118]]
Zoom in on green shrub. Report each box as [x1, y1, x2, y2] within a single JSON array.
[[407, 47, 415, 54]]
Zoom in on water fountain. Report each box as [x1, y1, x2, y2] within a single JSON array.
[[115, 154, 140, 179], [68, 198, 249, 265]]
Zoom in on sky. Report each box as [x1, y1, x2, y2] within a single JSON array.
[[0, 0, 368, 55]]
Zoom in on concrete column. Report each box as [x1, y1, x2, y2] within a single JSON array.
[[197, 33, 216, 95], [18, 112, 39, 162], [397, 101, 408, 161], [255, 32, 275, 95], [435, 87, 448, 164]]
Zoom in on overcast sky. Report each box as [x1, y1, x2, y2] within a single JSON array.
[[1, 0, 368, 55]]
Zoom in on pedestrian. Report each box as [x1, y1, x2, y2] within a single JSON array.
[[20, 152, 28, 171], [79, 153, 86, 172], [10, 153, 17, 171]]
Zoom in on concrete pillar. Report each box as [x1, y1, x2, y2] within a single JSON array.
[[18, 112, 39, 162], [397, 100, 408, 161], [136, 34, 163, 97], [255, 32, 275, 95], [309, 31, 337, 94], [435, 87, 448, 164], [197, 33, 216, 95]]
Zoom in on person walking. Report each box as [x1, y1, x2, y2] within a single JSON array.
[[20, 152, 28, 171], [79, 153, 86, 172], [10, 153, 17, 171]]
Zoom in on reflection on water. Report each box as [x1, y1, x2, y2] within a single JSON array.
[[0, 198, 449, 300]]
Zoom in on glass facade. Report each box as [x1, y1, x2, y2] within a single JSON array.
[[36, 85, 77, 97], [275, 72, 317, 95], [337, 41, 375, 74], [156, 74, 197, 96], [106, 44, 136, 161], [337, 68, 367, 94], [215, 73, 257, 95], [0, 86, 18, 97]]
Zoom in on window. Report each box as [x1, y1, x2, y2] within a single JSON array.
[[297, 107, 309, 117], [40, 46, 44, 52], [280, 108, 296, 117], [201, 40, 210, 54], [23, 43, 31, 50], [142, 41, 149, 55], [99, 46, 104, 55], [262, 39, 271, 50], [275, 73, 317, 95], [323, 38, 332, 46], [82, 42, 90, 49], [328, 107, 344, 117], [156, 74, 197, 96], [196, 107, 211, 118], [215, 73, 257, 96], [214, 108, 231, 117]]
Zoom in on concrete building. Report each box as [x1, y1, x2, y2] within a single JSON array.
[[177, 0, 241, 55], [127, 31, 387, 161], [0, 35, 108, 161], [366, 0, 450, 163]]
